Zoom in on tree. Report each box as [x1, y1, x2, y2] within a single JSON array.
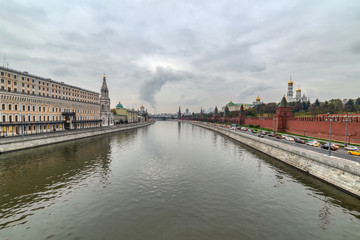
[[345, 99, 356, 112], [314, 99, 320, 107]]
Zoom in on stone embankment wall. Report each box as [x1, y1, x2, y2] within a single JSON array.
[[189, 121, 360, 198], [0, 122, 154, 153]]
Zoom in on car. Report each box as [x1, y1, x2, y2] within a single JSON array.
[[285, 136, 294, 141], [252, 129, 258, 133], [307, 140, 320, 147], [347, 150, 360, 156], [294, 138, 306, 144], [268, 132, 276, 137], [344, 146, 359, 151], [275, 135, 283, 139], [281, 134, 288, 139], [261, 131, 268, 135], [332, 144, 340, 149], [247, 129, 252, 132], [241, 127, 247, 131], [258, 133, 264, 138], [321, 143, 337, 151]]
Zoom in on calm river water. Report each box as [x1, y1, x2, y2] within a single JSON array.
[[0, 121, 359, 240]]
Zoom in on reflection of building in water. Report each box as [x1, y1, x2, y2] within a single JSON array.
[[0, 134, 113, 220]]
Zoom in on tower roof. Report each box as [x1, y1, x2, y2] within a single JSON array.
[[256, 96, 260, 102], [288, 76, 293, 85], [280, 95, 288, 107], [116, 102, 123, 108]]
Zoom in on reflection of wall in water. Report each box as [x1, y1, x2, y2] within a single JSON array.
[[0, 134, 113, 212]]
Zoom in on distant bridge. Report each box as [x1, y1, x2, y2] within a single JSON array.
[[150, 115, 177, 121]]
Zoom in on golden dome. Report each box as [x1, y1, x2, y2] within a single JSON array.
[[256, 96, 260, 102], [140, 105, 144, 108], [296, 88, 301, 92], [288, 76, 293, 85]]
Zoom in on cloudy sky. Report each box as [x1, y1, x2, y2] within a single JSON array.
[[1, 0, 360, 113]]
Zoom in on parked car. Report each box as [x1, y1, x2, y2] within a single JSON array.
[[307, 140, 320, 147], [321, 143, 337, 151], [285, 136, 294, 141], [281, 134, 287, 139], [347, 150, 360, 156], [276, 135, 283, 139], [294, 137, 306, 144], [332, 144, 340, 149], [241, 127, 247, 131], [268, 132, 276, 137], [344, 146, 359, 151], [252, 130, 258, 133], [258, 133, 264, 138]]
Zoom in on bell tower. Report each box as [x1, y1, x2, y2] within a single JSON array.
[[100, 74, 113, 126]]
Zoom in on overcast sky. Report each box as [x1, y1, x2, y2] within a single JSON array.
[[1, 0, 360, 113]]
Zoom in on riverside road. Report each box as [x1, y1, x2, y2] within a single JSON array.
[[212, 123, 360, 163]]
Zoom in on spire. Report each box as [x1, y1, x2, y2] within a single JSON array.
[[280, 95, 288, 107], [101, 74, 109, 98]]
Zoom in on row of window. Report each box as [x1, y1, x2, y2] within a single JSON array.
[[1, 114, 97, 123], [1, 103, 97, 114]]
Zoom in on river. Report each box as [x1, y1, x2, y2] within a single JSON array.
[[0, 121, 359, 239]]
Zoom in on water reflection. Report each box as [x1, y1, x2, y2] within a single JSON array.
[[0, 130, 136, 229]]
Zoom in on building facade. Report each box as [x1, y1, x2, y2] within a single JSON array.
[[286, 76, 308, 102], [0, 66, 102, 136], [100, 74, 114, 126]]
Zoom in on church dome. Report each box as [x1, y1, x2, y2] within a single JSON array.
[[116, 102, 123, 108], [256, 96, 260, 102], [296, 88, 301, 92], [227, 101, 234, 106], [288, 76, 293, 85]]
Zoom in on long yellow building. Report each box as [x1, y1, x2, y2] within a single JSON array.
[[0, 66, 102, 136]]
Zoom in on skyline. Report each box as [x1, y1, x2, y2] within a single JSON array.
[[1, 0, 360, 113]]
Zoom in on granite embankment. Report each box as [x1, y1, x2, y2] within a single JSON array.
[[0, 122, 154, 153], [189, 121, 360, 198]]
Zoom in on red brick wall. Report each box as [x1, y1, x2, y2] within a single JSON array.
[[243, 116, 360, 144], [287, 118, 360, 144]]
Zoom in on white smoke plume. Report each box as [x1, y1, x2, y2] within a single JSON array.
[[140, 66, 193, 109]]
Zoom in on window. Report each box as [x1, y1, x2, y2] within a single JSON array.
[[8, 80, 11, 84], [8, 104, 11, 110], [8, 87, 11, 92], [1, 79, 4, 83], [15, 105, 18, 110], [39, 106, 41, 111], [0, 72, 3, 76], [22, 77, 24, 80], [2, 115, 5, 122], [14, 75, 17, 79], [9, 115, 12, 122], [33, 116, 35, 121], [28, 116, 31, 122], [15, 116, 18, 122], [23, 105, 25, 111], [43, 106, 45, 111], [2, 104, 5, 110], [7, 73, 10, 77], [28, 106, 30, 111], [39, 116, 42, 121], [33, 106, 35, 111]]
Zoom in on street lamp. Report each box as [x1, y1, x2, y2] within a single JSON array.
[[273, 117, 276, 134], [325, 113, 333, 156], [304, 129, 306, 136], [343, 116, 351, 147]]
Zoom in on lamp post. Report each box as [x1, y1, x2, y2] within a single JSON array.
[[343, 117, 351, 147], [325, 113, 333, 156], [273, 117, 276, 134], [304, 129, 306, 136], [260, 117, 263, 129]]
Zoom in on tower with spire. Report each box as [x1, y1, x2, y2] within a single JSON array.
[[100, 74, 114, 126], [286, 76, 308, 102], [178, 106, 181, 119]]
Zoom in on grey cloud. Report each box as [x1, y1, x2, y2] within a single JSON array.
[[140, 67, 193, 109]]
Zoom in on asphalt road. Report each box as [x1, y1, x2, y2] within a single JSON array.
[[218, 126, 360, 163]]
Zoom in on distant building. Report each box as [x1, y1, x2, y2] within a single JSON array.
[[184, 108, 190, 116], [113, 102, 139, 124], [286, 76, 308, 102], [252, 96, 263, 106], [222, 101, 252, 112], [100, 74, 114, 126]]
